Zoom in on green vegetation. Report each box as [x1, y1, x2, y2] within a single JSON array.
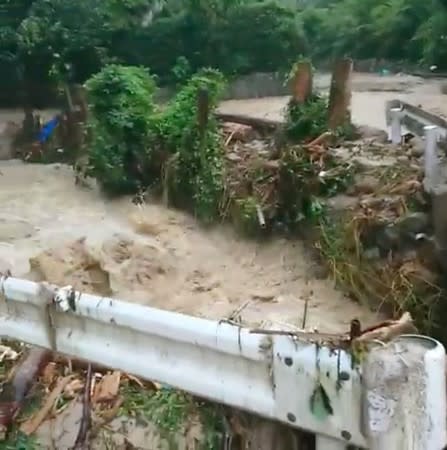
[[160, 68, 225, 222], [0, 0, 305, 106], [300, 0, 447, 71], [121, 383, 223, 450], [82, 61, 352, 232], [85, 64, 159, 194], [85, 64, 226, 222], [3, 0, 447, 107]]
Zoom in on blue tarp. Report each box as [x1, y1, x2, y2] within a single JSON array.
[[37, 116, 59, 144]]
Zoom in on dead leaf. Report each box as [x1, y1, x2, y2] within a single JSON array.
[[95, 396, 123, 425], [64, 379, 84, 398], [41, 362, 58, 386], [20, 375, 73, 435], [0, 345, 18, 363], [125, 374, 144, 389], [93, 371, 121, 403]]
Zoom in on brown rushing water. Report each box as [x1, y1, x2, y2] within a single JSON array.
[[4, 70, 437, 332], [0, 160, 378, 332]]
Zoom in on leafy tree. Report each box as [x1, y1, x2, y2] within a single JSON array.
[[299, 0, 447, 70]]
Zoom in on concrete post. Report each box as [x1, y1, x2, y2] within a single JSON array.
[[389, 107, 402, 144], [362, 335, 446, 450], [424, 125, 439, 191]]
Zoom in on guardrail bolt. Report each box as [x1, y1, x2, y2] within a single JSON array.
[[341, 430, 351, 441], [284, 357, 293, 366], [338, 371, 350, 381]]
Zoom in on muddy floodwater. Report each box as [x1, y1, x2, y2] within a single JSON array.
[[1, 71, 439, 448], [219, 72, 447, 130], [2, 71, 444, 332], [0, 160, 377, 332]]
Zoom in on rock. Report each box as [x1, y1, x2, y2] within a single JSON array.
[[375, 225, 401, 251], [356, 125, 388, 143], [223, 122, 257, 142], [397, 212, 430, 235], [407, 136, 425, 157], [363, 247, 380, 260], [246, 139, 269, 153], [226, 152, 242, 162], [326, 195, 359, 212], [350, 174, 381, 195], [353, 155, 397, 170]]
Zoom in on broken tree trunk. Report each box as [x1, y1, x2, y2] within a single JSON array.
[[60, 83, 89, 162], [197, 88, 210, 139], [291, 61, 313, 104], [328, 58, 353, 129], [0, 347, 51, 438]]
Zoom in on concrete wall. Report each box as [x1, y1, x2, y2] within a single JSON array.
[[155, 72, 290, 103], [222, 72, 289, 99]]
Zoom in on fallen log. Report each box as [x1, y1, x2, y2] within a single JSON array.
[[215, 113, 282, 131], [0, 347, 52, 438]]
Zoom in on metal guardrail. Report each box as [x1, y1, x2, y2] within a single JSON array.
[[385, 99, 447, 141], [385, 99, 447, 192], [0, 277, 445, 450]]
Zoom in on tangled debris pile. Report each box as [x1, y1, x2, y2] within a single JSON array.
[[318, 134, 445, 338], [0, 344, 224, 449]]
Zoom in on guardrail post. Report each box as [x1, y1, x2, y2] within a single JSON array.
[[389, 107, 402, 144], [362, 335, 446, 450], [424, 125, 439, 191], [315, 435, 346, 450]]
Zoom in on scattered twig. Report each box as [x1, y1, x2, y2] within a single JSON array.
[[250, 313, 416, 348], [225, 300, 251, 323], [225, 129, 237, 146], [305, 131, 333, 148], [20, 375, 73, 435], [301, 298, 309, 329], [73, 364, 93, 449], [355, 312, 417, 343]]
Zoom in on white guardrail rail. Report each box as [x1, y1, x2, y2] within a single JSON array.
[[0, 277, 446, 450], [386, 99, 447, 142]]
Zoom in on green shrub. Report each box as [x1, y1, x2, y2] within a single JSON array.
[[285, 94, 328, 142], [161, 69, 226, 222], [85, 64, 158, 194]]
